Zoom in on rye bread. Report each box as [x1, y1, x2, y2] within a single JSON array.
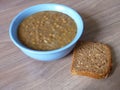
[[71, 41, 112, 79]]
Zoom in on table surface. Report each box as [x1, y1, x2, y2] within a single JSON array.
[[0, 0, 120, 90]]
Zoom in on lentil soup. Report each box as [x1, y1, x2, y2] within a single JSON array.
[[18, 11, 77, 50]]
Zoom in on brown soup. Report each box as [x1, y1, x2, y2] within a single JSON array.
[[18, 11, 77, 50]]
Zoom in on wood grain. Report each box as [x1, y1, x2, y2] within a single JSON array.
[[0, 0, 120, 90]]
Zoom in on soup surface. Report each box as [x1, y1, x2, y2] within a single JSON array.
[[18, 11, 77, 50]]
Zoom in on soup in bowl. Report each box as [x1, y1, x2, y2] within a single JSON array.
[[9, 3, 84, 61]]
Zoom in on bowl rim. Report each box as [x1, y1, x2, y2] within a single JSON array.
[[9, 3, 84, 54]]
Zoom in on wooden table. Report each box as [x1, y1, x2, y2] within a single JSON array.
[[0, 0, 120, 90]]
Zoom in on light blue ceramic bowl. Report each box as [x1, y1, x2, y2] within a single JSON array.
[[9, 3, 84, 61]]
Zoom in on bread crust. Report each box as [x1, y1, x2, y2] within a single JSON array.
[[71, 41, 112, 79]]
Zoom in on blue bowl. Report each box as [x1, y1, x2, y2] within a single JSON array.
[[9, 3, 84, 61]]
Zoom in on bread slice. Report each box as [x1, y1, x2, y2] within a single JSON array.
[[71, 41, 112, 79]]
